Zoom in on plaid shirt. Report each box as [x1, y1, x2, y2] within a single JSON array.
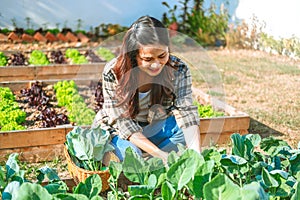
[[92, 55, 200, 140]]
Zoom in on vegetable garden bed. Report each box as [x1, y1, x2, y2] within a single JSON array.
[[0, 80, 250, 163], [0, 53, 249, 163], [0, 61, 251, 199], [192, 87, 250, 146], [2, 133, 300, 199]]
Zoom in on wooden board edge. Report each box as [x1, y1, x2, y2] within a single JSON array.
[[0, 127, 70, 149], [0, 143, 65, 163], [0, 63, 106, 82], [200, 129, 248, 146], [200, 116, 250, 133]]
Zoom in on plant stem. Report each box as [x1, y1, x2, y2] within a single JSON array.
[[87, 159, 95, 171]]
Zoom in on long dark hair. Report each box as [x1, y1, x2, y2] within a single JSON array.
[[113, 16, 176, 118]]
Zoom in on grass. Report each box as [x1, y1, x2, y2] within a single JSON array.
[[181, 48, 300, 147]]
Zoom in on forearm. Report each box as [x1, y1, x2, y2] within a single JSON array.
[[182, 125, 201, 153], [129, 132, 168, 161]]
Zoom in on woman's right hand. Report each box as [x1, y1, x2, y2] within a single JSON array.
[[129, 132, 168, 163]]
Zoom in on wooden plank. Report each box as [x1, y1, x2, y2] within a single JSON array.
[[0, 127, 69, 149], [0, 63, 105, 82], [37, 75, 101, 81], [0, 66, 35, 82], [35, 65, 79, 76], [35, 64, 104, 80], [200, 130, 248, 146], [0, 143, 65, 162], [200, 116, 250, 134]]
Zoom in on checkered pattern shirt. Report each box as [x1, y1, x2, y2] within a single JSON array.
[[92, 55, 200, 140]]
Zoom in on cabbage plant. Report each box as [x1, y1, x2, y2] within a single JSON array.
[[65, 126, 114, 171]]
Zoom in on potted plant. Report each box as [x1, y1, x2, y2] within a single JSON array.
[[64, 126, 119, 191]]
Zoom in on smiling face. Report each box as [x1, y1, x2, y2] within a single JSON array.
[[136, 44, 169, 77]]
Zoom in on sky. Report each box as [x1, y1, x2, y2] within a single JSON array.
[[0, 0, 299, 38], [236, 0, 300, 38], [0, 0, 173, 29]]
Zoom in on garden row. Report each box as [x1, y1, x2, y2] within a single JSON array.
[[0, 81, 227, 132], [0, 80, 102, 131], [0, 47, 115, 66], [0, 81, 250, 163], [1, 132, 300, 199]]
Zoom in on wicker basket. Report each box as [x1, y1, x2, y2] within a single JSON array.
[[64, 146, 119, 192]]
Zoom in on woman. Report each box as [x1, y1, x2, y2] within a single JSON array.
[[92, 16, 200, 162]]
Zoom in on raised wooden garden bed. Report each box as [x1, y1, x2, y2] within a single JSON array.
[[0, 64, 250, 163], [0, 63, 105, 83], [192, 87, 250, 146]]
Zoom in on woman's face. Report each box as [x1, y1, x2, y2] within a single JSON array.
[[136, 44, 169, 77]]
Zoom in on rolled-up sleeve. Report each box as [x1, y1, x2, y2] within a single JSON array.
[[101, 60, 143, 140], [172, 59, 200, 129]]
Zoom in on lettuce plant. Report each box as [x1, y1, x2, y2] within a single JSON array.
[[65, 48, 88, 64], [8, 52, 27, 66], [20, 81, 50, 109], [0, 87, 26, 131], [193, 101, 224, 117], [28, 50, 50, 65], [0, 52, 7, 66], [54, 80, 95, 125], [97, 47, 115, 61]]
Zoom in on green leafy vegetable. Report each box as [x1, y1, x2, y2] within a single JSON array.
[[97, 47, 115, 61], [73, 174, 103, 199], [14, 182, 53, 200], [65, 48, 88, 64], [0, 122, 25, 131], [0, 87, 26, 131], [1, 133, 300, 199], [0, 52, 8, 66], [54, 80, 95, 125], [0, 87, 15, 101], [0, 153, 103, 198], [28, 50, 50, 65], [65, 126, 114, 171], [193, 101, 224, 118]]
